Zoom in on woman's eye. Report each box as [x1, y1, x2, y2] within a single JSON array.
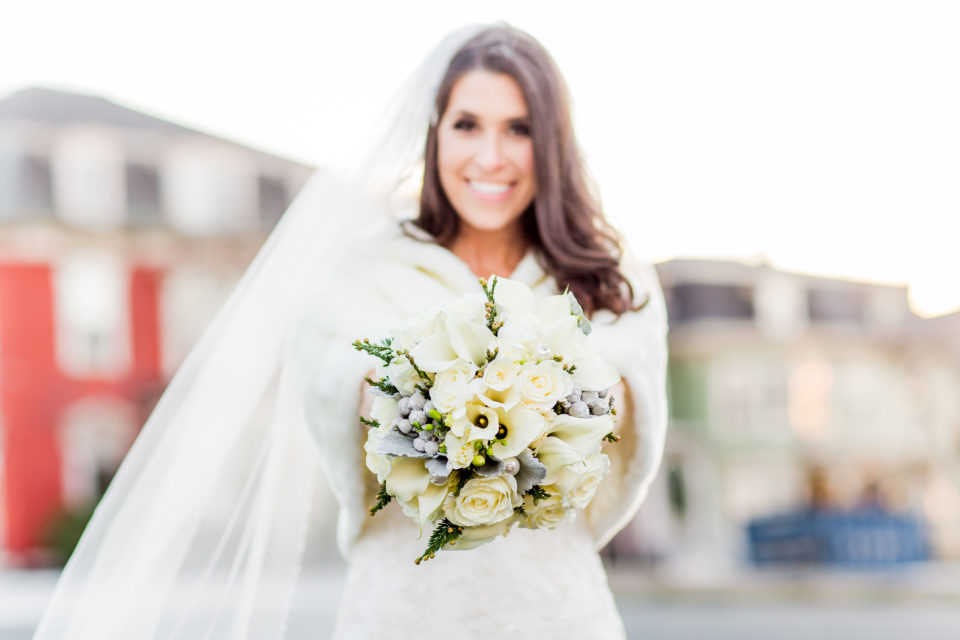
[[509, 122, 531, 137], [453, 119, 476, 132]]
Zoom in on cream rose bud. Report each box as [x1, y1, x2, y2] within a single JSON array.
[[517, 361, 574, 411], [363, 427, 392, 482], [443, 475, 521, 527], [555, 453, 611, 510], [520, 489, 573, 530]]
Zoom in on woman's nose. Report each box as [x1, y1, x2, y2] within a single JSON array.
[[475, 132, 506, 171]]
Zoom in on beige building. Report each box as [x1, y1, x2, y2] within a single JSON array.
[[617, 259, 960, 569]]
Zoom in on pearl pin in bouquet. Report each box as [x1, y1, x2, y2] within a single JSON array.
[[354, 276, 621, 564]]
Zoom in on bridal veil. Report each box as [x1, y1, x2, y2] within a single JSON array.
[[33, 24, 487, 639]]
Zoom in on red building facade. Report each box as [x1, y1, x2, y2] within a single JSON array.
[[0, 264, 164, 559], [0, 87, 313, 564]]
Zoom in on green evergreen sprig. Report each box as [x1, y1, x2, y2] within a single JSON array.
[[359, 417, 379, 428], [369, 482, 392, 516], [415, 518, 463, 564], [479, 277, 503, 335], [452, 474, 469, 498], [364, 376, 399, 396], [397, 349, 433, 390], [527, 485, 549, 505], [352, 338, 395, 365]]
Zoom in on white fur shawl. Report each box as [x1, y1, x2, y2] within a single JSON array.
[[292, 223, 668, 556]]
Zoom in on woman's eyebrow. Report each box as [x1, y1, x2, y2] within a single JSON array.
[[448, 109, 530, 122]]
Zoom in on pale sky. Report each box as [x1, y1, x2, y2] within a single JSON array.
[[3, 0, 958, 316]]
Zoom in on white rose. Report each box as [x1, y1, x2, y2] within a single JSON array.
[[517, 361, 573, 411], [444, 432, 478, 469], [430, 361, 478, 415], [520, 489, 573, 530], [443, 475, 521, 527], [555, 453, 611, 509], [482, 357, 519, 391], [363, 427, 392, 482]]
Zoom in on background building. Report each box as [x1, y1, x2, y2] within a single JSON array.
[[0, 87, 313, 565], [615, 259, 960, 571]]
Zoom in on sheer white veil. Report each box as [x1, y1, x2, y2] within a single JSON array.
[[33, 23, 487, 639]]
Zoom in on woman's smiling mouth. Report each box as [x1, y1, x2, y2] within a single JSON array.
[[466, 179, 515, 201]]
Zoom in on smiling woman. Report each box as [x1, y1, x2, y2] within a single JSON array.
[[298, 25, 668, 640]]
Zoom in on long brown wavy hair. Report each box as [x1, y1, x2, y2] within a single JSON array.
[[411, 25, 643, 317]]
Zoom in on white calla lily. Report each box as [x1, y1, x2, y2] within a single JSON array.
[[403, 306, 445, 339], [477, 382, 521, 411], [417, 480, 450, 528], [492, 277, 536, 319], [536, 436, 584, 484], [384, 456, 431, 503], [445, 316, 495, 367], [571, 352, 621, 391], [540, 315, 578, 360], [547, 413, 612, 458], [410, 331, 459, 372], [536, 295, 572, 326], [464, 402, 500, 440], [491, 404, 547, 459]]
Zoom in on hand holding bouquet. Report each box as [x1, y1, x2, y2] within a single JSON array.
[[354, 276, 621, 564]]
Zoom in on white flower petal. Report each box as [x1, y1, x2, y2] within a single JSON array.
[[537, 295, 572, 327], [541, 317, 578, 360], [417, 480, 449, 527], [385, 456, 431, 502], [492, 277, 536, 319], [446, 317, 494, 367], [410, 331, 459, 372], [547, 413, 613, 458], [536, 436, 584, 484], [571, 353, 621, 391], [493, 404, 547, 460]]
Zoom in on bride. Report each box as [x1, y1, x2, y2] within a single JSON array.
[[34, 23, 667, 640]]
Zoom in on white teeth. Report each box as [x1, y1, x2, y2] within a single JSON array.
[[468, 180, 510, 195]]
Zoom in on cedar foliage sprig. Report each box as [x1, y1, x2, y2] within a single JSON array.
[[359, 417, 379, 428], [527, 485, 549, 505], [452, 474, 469, 497], [352, 338, 395, 365], [396, 349, 433, 390], [369, 482, 392, 516], [479, 277, 503, 335], [415, 518, 463, 564], [364, 376, 399, 396]]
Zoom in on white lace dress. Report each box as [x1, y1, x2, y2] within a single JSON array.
[[297, 223, 668, 640]]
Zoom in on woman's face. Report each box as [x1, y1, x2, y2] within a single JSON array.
[[436, 70, 536, 234]]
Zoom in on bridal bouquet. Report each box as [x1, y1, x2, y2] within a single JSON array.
[[354, 277, 621, 564]]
